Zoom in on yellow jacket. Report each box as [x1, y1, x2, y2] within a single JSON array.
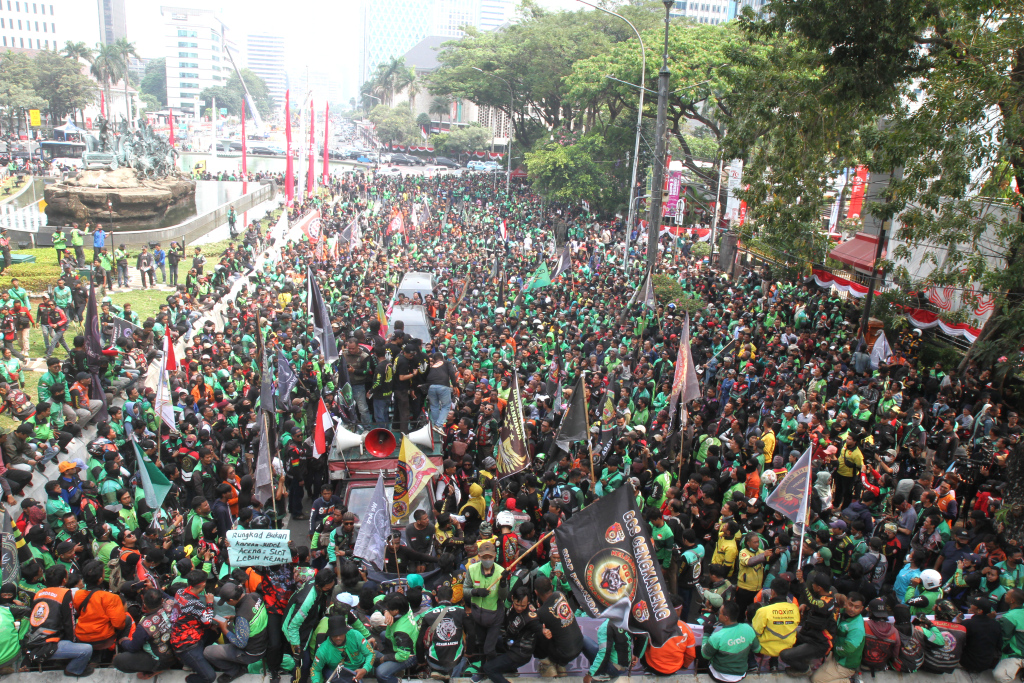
[[836, 445, 863, 477], [711, 533, 739, 578], [737, 548, 767, 592], [751, 600, 800, 656]]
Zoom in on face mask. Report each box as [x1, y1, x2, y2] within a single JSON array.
[[481, 559, 494, 569]]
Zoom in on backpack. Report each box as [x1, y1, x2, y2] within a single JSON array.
[[861, 620, 901, 671], [107, 556, 123, 593], [893, 627, 924, 673]]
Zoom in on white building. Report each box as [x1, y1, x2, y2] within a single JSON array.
[[160, 6, 236, 118], [246, 33, 286, 112], [669, 0, 737, 25], [0, 0, 62, 51]]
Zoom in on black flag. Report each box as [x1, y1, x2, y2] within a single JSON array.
[[277, 348, 298, 409], [553, 374, 588, 452], [84, 283, 109, 423], [494, 371, 530, 478], [554, 485, 679, 647], [307, 267, 339, 363]]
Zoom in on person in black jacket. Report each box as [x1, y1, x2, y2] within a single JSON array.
[[478, 584, 543, 683], [167, 242, 184, 287], [424, 353, 458, 430]]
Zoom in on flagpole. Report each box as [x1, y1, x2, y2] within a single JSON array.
[[485, 529, 557, 589], [582, 371, 595, 484], [796, 452, 814, 572]]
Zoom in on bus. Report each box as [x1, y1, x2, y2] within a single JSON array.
[[38, 140, 87, 168]]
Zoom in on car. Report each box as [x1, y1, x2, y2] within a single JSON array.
[[482, 161, 502, 172], [433, 156, 460, 169], [249, 145, 276, 156], [380, 166, 403, 175], [356, 155, 373, 164], [390, 153, 419, 166], [466, 160, 485, 171]]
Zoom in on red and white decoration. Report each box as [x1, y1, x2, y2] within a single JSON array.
[[810, 268, 870, 298], [902, 308, 981, 343]]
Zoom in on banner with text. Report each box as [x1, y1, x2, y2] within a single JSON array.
[[226, 529, 291, 566]]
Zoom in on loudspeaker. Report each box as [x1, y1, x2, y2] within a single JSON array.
[[365, 428, 397, 458], [333, 425, 364, 451], [408, 423, 435, 450]]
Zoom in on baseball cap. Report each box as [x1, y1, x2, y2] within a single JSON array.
[[817, 547, 833, 563], [867, 598, 889, 619], [829, 520, 847, 531], [477, 541, 496, 558], [58, 461, 78, 473], [217, 582, 244, 604]]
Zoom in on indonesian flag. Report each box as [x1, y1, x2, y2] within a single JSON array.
[[377, 299, 389, 339], [163, 326, 178, 371], [314, 397, 334, 457], [500, 219, 507, 241]]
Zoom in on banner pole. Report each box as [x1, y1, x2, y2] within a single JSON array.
[[485, 529, 557, 590]]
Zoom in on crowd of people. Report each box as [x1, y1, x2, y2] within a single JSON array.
[[0, 167, 1018, 683]]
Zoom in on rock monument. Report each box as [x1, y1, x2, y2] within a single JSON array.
[[44, 116, 197, 229]]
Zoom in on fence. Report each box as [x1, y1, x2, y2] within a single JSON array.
[[1, 180, 277, 249]]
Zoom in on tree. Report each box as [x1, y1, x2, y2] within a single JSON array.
[[113, 37, 139, 121], [140, 57, 166, 107], [228, 69, 273, 118], [368, 103, 420, 145], [442, 123, 492, 155], [139, 93, 160, 112], [525, 134, 611, 204], [429, 95, 452, 126], [416, 112, 430, 128], [197, 86, 240, 118], [0, 51, 43, 135], [61, 41, 94, 64], [90, 43, 123, 120], [32, 51, 96, 125]]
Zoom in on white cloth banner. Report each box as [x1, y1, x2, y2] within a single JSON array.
[[226, 529, 291, 566]]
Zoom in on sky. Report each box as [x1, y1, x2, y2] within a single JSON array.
[[123, 0, 583, 104]]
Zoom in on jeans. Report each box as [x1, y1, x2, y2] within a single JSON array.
[[2, 339, 24, 362], [374, 654, 416, 683], [428, 655, 468, 679], [427, 384, 452, 428], [45, 328, 70, 356], [74, 245, 85, 266], [140, 268, 155, 287], [52, 639, 93, 675], [352, 384, 371, 424], [778, 638, 829, 674], [480, 653, 529, 683], [117, 263, 129, 287], [157, 263, 166, 282], [177, 645, 217, 683], [113, 650, 176, 674], [372, 397, 390, 425], [204, 643, 263, 677], [395, 389, 411, 434], [169, 263, 179, 286], [41, 324, 54, 352]]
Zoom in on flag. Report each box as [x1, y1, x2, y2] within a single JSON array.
[[307, 267, 339, 363], [162, 325, 178, 372], [765, 446, 813, 526], [600, 391, 616, 424], [554, 485, 679, 647], [168, 112, 175, 147], [0, 505, 21, 584], [313, 398, 334, 457], [391, 436, 439, 523], [241, 100, 247, 175], [109, 316, 141, 345], [255, 416, 274, 504], [554, 374, 588, 452], [526, 263, 551, 291], [582, 199, 590, 213], [276, 348, 298, 408], [84, 283, 109, 423], [870, 332, 892, 370], [260, 359, 275, 414], [322, 101, 330, 184], [500, 219, 508, 241], [545, 350, 560, 399], [284, 89, 294, 204], [353, 472, 391, 570], [377, 300, 389, 338], [628, 269, 656, 309], [668, 312, 701, 428], [134, 441, 171, 510], [494, 371, 530, 478], [154, 365, 175, 429], [307, 102, 315, 197], [551, 243, 572, 279]]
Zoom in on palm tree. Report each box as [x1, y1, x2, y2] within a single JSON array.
[[90, 43, 123, 121], [62, 41, 94, 64], [430, 95, 452, 129], [113, 37, 139, 124], [398, 68, 419, 110]]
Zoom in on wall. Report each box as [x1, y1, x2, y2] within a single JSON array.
[[3, 179, 276, 248]]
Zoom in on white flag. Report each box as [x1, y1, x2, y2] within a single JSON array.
[[765, 446, 813, 526], [353, 472, 392, 571], [870, 332, 892, 370]]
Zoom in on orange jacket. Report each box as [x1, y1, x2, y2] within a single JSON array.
[[645, 620, 696, 674], [73, 589, 127, 644]]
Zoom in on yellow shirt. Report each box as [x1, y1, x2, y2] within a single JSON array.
[[761, 430, 776, 465], [837, 445, 863, 477], [711, 534, 739, 578]]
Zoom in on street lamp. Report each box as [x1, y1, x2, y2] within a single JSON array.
[[471, 66, 513, 196], [578, 0, 646, 282], [625, 194, 650, 276], [647, 0, 674, 275]]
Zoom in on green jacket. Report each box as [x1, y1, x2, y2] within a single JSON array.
[[381, 611, 419, 663], [999, 607, 1024, 658], [310, 629, 374, 683], [701, 622, 760, 676], [833, 613, 866, 670]]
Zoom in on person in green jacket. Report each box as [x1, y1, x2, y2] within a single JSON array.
[[70, 223, 88, 267], [811, 593, 865, 683], [374, 592, 420, 683], [905, 569, 943, 616], [700, 601, 760, 682], [51, 227, 67, 260], [995, 589, 1024, 683], [310, 616, 374, 683]]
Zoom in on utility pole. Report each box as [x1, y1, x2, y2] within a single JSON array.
[[646, 0, 674, 274]]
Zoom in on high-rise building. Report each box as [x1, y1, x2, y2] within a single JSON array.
[[246, 33, 286, 112], [96, 0, 125, 44], [160, 6, 232, 116], [362, 0, 515, 81], [0, 0, 64, 52], [669, 0, 737, 25]]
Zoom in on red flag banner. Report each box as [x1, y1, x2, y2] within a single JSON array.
[[847, 165, 869, 219]]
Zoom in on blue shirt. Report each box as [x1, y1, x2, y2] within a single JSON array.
[[154, 248, 166, 266], [894, 565, 921, 604], [93, 230, 106, 248]]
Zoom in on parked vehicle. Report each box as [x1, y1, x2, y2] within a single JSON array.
[[433, 156, 460, 169], [466, 160, 485, 171]]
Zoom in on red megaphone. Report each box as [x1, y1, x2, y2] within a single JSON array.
[[365, 428, 397, 458]]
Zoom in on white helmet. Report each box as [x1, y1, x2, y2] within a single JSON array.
[[919, 569, 942, 590], [496, 511, 516, 529]]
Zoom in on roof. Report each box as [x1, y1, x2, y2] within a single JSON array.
[[402, 36, 449, 73], [829, 232, 880, 273]]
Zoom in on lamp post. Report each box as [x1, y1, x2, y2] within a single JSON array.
[[471, 67, 513, 196], [576, 0, 646, 282], [645, 0, 674, 276], [625, 194, 650, 276]]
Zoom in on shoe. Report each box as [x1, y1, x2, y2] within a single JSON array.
[[64, 665, 95, 677], [292, 513, 308, 521], [537, 659, 557, 678], [470, 676, 484, 683], [269, 673, 281, 683], [785, 668, 808, 678], [429, 673, 447, 681], [555, 664, 567, 678], [770, 665, 779, 673]]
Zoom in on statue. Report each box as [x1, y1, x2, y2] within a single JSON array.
[[81, 116, 178, 178]]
